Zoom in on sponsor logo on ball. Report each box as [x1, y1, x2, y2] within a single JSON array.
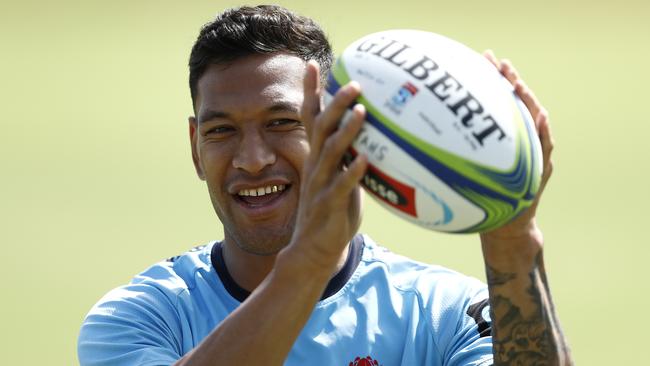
[[356, 35, 508, 147]]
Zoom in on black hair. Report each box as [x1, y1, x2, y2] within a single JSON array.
[[188, 5, 333, 107]]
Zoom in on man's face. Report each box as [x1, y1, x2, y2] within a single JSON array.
[[190, 53, 309, 255]]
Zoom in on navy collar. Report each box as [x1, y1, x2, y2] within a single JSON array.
[[211, 234, 364, 302]]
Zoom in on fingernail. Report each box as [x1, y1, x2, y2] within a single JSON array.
[[347, 81, 361, 94]]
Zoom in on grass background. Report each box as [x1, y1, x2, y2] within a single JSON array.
[[1, 0, 648, 364]]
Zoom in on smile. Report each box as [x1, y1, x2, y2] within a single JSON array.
[[237, 184, 287, 197], [233, 183, 292, 216]]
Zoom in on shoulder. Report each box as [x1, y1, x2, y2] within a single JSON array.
[[83, 241, 216, 317], [96, 242, 217, 310], [78, 242, 218, 365], [140, 242, 216, 292]]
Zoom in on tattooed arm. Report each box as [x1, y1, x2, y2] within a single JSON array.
[[481, 232, 572, 365], [479, 52, 573, 366]]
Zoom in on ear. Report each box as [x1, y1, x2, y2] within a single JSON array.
[[189, 116, 205, 180]]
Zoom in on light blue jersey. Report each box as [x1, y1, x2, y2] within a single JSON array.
[[78, 235, 493, 365]]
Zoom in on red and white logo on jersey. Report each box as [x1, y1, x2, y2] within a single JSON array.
[[349, 355, 382, 366]]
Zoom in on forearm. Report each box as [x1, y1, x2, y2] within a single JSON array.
[[481, 228, 573, 366], [174, 249, 333, 366]]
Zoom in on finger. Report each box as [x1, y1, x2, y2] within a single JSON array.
[[301, 60, 322, 140], [483, 49, 500, 69], [309, 103, 366, 187], [499, 58, 546, 130], [529, 110, 553, 211], [537, 109, 554, 183], [310, 81, 361, 156], [328, 153, 368, 207], [514, 79, 542, 124], [500, 59, 522, 88]]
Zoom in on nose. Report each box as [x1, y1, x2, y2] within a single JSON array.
[[232, 130, 276, 174]]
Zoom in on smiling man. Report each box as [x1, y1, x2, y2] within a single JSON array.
[[78, 5, 573, 366]]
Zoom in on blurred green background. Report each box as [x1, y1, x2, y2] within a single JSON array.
[[1, 0, 648, 364]]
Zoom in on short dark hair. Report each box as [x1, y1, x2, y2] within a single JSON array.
[[188, 5, 333, 107]]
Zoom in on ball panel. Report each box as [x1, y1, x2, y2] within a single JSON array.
[[455, 186, 531, 233]]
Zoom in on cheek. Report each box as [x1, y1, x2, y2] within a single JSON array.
[[292, 139, 310, 166], [274, 133, 310, 170], [199, 144, 232, 188]]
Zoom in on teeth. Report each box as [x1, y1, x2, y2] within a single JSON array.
[[238, 184, 286, 197]]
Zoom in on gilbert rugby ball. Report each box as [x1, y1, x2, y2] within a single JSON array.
[[324, 30, 543, 233]]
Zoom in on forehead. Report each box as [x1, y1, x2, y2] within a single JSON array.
[[195, 53, 307, 118]]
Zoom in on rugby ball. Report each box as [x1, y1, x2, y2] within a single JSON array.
[[324, 30, 543, 233]]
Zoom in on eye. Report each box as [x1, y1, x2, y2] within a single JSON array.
[[203, 125, 235, 136], [268, 119, 302, 129]]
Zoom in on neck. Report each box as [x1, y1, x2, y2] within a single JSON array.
[[221, 239, 350, 292]]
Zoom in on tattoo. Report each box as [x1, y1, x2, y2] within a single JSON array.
[[486, 263, 517, 286], [487, 252, 572, 365]]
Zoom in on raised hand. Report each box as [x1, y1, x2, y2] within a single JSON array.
[[482, 50, 555, 241], [286, 60, 368, 272]]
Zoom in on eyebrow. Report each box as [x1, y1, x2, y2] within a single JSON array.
[[197, 110, 229, 124], [267, 101, 300, 114], [198, 101, 301, 124]]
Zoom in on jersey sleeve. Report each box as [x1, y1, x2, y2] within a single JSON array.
[[78, 283, 184, 366], [418, 270, 494, 366], [444, 291, 494, 366]]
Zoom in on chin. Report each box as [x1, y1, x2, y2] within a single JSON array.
[[228, 226, 293, 256]]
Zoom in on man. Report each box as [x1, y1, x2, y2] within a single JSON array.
[[78, 5, 572, 365]]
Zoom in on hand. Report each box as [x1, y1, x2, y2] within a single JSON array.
[[481, 51, 555, 243], [284, 60, 368, 272]]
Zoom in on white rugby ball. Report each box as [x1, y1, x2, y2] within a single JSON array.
[[325, 29, 543, 233]]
